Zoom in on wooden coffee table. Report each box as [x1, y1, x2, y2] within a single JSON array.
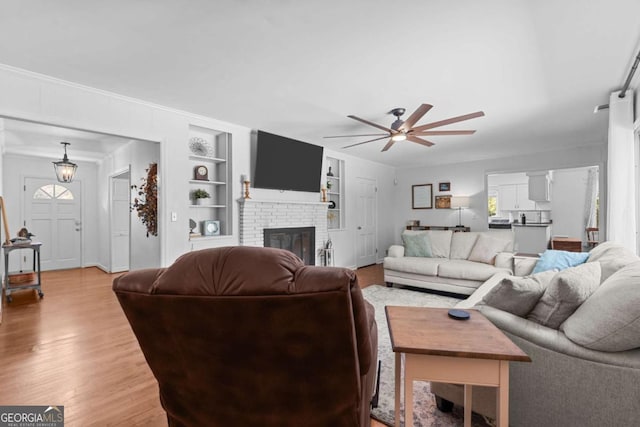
[[385, 306, 530, 427]]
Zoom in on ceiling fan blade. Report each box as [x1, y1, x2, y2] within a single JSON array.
[[323, 133, 388, 139], [413, 130, 476, 136], [381, 139, 395, 152], [342, 135, 390, 149], [412, 111, 485, 132], [348, 115, 394, 133], [399, 104, 433, 131], [406, 135, 435, 147]]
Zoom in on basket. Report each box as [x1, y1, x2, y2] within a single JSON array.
[[8, 272, 36, 285]]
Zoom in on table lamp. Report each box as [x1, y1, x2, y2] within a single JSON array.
[[450, 196, 470, 227]]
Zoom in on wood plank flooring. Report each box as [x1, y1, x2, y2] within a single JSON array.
[[0, 264, 387, 427]]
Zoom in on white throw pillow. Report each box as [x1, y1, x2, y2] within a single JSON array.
[[527, 262, 601, 329], [467, 234, 510, 265], [426, 230, 453, 258], [480, 270, 557, 316]]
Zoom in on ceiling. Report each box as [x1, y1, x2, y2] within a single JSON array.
[[1, 118, 134, 162], [1, 0, 639, 168]]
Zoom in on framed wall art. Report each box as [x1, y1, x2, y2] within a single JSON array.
[[439, 182, 451, 192], [435, 195, 452, 209], [412, 184, 433, 209]]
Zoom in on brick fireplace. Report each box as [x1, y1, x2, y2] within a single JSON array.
[[238, 199, 329, 265]]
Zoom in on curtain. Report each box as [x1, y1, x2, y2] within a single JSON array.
[[583, 167, 599, 234], [606, 90, 637, 253]]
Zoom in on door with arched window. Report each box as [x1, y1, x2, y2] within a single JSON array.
[[24, 177, 82, 271]]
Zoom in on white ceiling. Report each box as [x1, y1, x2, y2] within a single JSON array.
[[1, 118, 134, 162], [1, 0, 639, 167]]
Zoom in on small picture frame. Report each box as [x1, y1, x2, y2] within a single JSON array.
[[439, 182, 451, 192], [412, 184, 433, 209], [435, 195, 452, 209]]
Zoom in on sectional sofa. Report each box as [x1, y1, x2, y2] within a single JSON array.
[[431, 242, 640, 427], [383, 229, 517, 295]]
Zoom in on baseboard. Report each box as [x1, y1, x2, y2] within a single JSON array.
[[92, 263, 110, 273]]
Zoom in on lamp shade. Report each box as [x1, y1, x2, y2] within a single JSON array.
[[450, 196, 470, 209], [53, 142, 77, 183]]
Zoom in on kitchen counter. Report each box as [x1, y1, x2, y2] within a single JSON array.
[[514, 223, 552, 253], [512, 223, 552, 228]]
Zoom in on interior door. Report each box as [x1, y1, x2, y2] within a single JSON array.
[[110, 172, 130, 272], [24, 178, 82, 271], [355, 177, 377, 267]]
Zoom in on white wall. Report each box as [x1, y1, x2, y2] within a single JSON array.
[[1, 153, 99, 267], [392, 145, 607, 245], [0, 66, 394, 269], [97, 140, 160, 271]]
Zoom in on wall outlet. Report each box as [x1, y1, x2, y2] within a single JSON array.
[[171, 212, 177, 222]]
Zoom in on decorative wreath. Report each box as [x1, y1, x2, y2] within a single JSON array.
[[131, 163, 158, 237]]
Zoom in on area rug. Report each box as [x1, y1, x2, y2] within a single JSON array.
[[362, 285, 492, 427]]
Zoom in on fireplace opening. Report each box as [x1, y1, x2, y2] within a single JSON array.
[[264, 227, 315, 265]]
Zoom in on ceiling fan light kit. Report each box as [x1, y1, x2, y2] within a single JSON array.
[[326, 103, 485, 152]]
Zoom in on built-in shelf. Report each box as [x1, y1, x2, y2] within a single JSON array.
[[188, 180, 226, 185], [188, 125, 232, 240], [188, 154, 226, 163], [189, 204, 226, 208], [326, 157, 344, 230]]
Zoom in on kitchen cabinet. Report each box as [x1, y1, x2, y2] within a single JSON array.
[[498, 184, 535, 211], [513, 224, 551, 254], [528, 174, 550, 202]]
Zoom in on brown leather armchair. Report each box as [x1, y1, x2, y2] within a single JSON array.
[[113, 246, 378, 427]]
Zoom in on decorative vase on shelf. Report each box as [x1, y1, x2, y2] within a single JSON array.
[[327, 166, 334, 177], [196, 198, 210, 206]]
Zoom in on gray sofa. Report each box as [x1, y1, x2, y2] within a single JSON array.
[[384, 229, 516, 295], [431, 242, 640, 426]]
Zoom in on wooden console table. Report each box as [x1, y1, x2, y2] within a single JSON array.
[[406, 225, 470, 232], [2, 241, 44, 303], [551, 237, 582, 252], [386, 306, 530, 427]]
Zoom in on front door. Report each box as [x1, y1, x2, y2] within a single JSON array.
[[24, 178, 82, 271], [355, 177, 377, 268]]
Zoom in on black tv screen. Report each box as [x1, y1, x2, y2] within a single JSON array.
[[254, 130, 324, 192]]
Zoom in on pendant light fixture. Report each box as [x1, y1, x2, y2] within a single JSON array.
[[53, 142, 77, 183]]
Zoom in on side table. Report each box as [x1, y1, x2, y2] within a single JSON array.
[[386, 306, 530, 427], [2, 242, 44, 303]]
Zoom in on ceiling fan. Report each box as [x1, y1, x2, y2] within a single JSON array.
[[325, 104, 485, 152]]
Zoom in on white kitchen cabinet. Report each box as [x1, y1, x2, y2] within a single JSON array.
[[513, 224, 551, 253], [498, 184, 535, 211], [528, 174, 551, 202]]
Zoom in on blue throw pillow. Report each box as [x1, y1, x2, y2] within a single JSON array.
[[402, 233, 433, 257], [532, 250, 590, 274]]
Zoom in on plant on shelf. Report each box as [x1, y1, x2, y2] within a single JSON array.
[[192, 189, 210, 205], [326, 181, 333, 190]]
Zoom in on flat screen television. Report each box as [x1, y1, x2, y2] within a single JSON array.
[[253, 130, 324, 192]]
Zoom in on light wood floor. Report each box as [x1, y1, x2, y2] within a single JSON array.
[[0, 264, 387, 427]]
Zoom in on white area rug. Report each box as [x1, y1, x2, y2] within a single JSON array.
[[362, 285, 491, 427]]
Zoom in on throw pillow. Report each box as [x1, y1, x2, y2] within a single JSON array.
[[562, 261, 640, 352], [480, 270, 557, 316], [527, 262, 601, 329], [467, 234, 510, 265], [402, 232, 433, 257], [586, 241, 639, 282], [531, 250, 589, 274]]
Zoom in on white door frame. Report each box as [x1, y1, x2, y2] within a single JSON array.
[[109, 167, 131, 273]]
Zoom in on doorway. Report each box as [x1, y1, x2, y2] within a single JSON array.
[[110, 169, 130, 273], [355, 176, 377, 268], [23, 177, 82, 271]]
